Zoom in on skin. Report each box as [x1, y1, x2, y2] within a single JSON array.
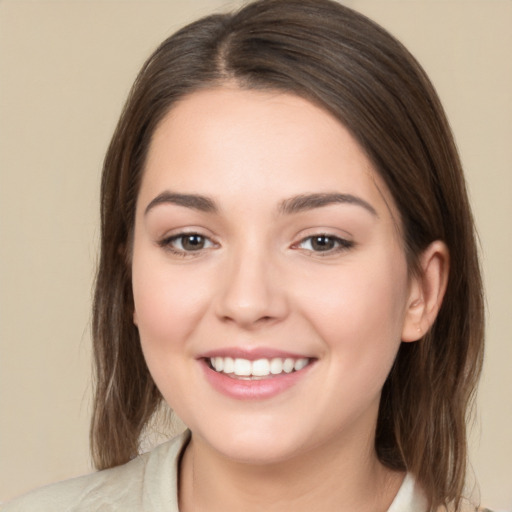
[[131, 87, 448, 511]]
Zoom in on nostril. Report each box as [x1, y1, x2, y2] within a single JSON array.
[[214, 267, 289, 327], [220, 314, 273, 324]]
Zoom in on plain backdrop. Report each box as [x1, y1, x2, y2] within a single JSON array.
[[0, 0, 511, 509]]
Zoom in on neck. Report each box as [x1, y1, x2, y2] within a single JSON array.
[[178, 427, 404, 512]]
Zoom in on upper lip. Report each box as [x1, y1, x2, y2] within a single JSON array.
[[198, 347, 313, 361]]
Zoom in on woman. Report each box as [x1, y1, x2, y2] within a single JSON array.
[[4, 0, 487, 510]]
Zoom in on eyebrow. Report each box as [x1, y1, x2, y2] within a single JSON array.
[[279, 193, 378, 217], [144, 191, 377, 217], [145, 191, 218, 215]]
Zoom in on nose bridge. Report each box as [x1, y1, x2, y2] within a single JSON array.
[[216, 236, 287, 327]]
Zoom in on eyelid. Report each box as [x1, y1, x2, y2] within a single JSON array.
[[292, 233, 355, 255], [157, 229, 219, 257]]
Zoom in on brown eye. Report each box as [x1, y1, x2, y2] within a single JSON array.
[[180, 234, 206, 251], [296, 234, 354, 254], [159, 232, 215, 255], [310, 235, 336, 251]]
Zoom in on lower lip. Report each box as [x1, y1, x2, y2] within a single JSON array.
[[200, 360, 315, 400]]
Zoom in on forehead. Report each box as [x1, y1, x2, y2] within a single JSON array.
[[140, 87, 398, 222]]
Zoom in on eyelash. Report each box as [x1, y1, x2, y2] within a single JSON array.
[[158, 232, 354, 257], [158, 233, 216, 257], [293, 234, 354, 255]]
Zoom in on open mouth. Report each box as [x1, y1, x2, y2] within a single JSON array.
[[206, 356, 313, 380]]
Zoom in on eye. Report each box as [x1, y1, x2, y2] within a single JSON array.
[[159, 232, 216, 255], [295, 234, 353, 254]]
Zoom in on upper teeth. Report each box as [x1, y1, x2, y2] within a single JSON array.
[[210, 357, 309, 377]]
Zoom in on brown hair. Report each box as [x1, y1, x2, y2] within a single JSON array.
[[91, 1, 484, 509]]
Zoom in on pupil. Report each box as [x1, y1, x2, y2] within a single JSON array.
[[183, 235, 204, 251], [312, 236, 334, 251]]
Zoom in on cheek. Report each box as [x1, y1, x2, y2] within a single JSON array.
[[300, 252, 409, 379], [131, 254, 210, 353], [131, 256, 215, 412]]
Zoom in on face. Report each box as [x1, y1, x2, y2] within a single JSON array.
[[132, 87, 416, 464]]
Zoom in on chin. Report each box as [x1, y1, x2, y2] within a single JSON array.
[[191, 418, 311, 465]]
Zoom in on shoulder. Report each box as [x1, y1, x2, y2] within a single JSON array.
[[2, 431, 189, 512], [462, 504, 495, 512], [437, 504, 495, 512], [1, 455, 149, 512]]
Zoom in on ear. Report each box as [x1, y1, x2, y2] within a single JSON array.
[[401, 240, 450, 342]]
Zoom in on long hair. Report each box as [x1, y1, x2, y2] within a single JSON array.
[[91, 1, 484, 509]]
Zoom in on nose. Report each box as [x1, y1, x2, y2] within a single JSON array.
[[215, 245, 289, 329]]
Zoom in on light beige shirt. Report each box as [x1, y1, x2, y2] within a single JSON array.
[[2, 431, 474, 511]]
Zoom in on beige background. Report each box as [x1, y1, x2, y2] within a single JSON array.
[[0, 0, 510, 509]]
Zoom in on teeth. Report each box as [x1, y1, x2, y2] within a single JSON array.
[[283, 358, 294, 373], [223, 357, 234, 373], [252, 359, 270, 376], [213, 357, 224, 372], [270, 358, 283, 375], [209, 356, 310, 377], [294, 358, 308, 371], [233, 358, 251, 376]]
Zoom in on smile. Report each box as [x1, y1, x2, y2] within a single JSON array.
[[208, 357, 310, 379]]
